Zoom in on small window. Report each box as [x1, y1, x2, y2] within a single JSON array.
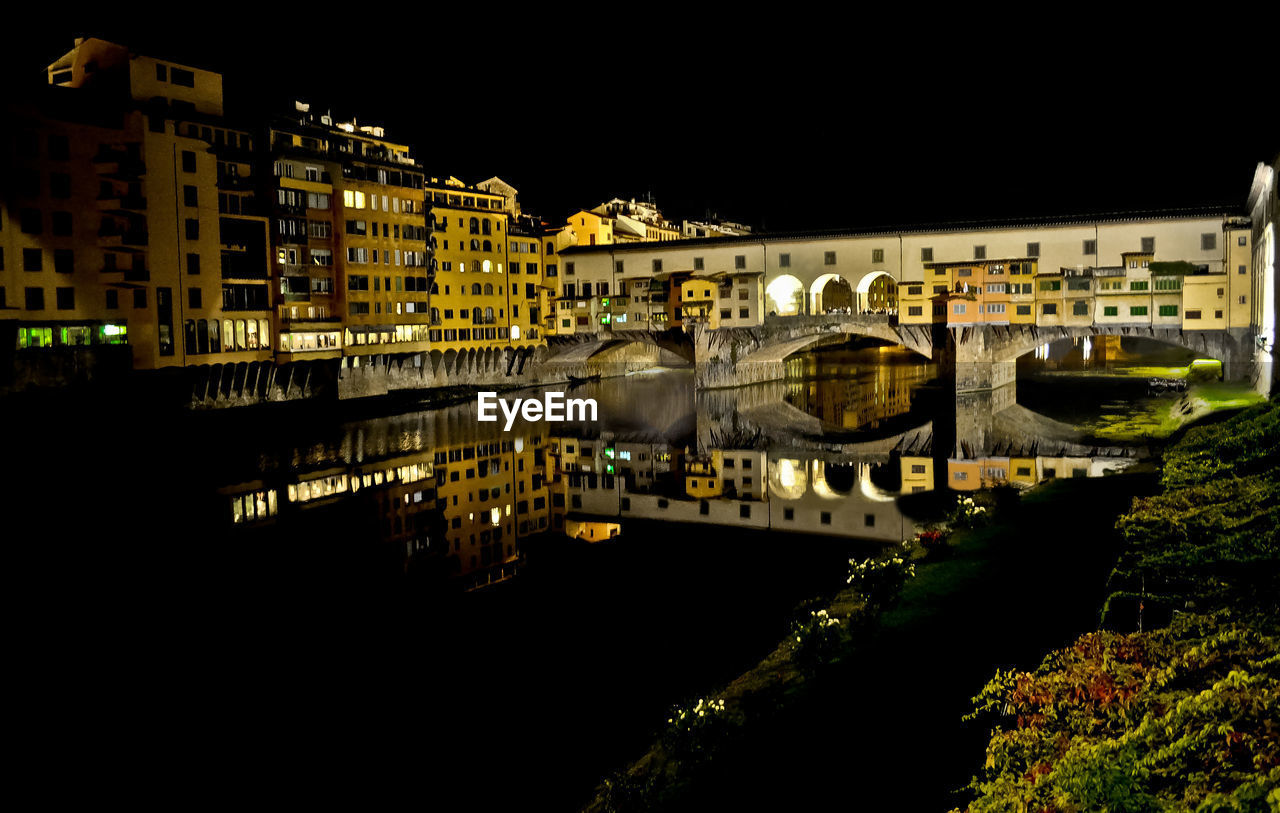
[[735, 255, 746, 269], [1141, 237, 1155, 253], [823, 251, 836, 265], [693, 257, 704, 270], [779, 253, 790, 268], [1201, 233, 1216, 251], [921, 247, 933, 262], [1083, 239, 1097, 255], [871, 248, 884, 263], [973, 245, 986, 260], [1026, 242, 1040, 257], [820, 511, 831, 525]]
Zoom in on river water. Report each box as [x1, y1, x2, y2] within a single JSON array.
[[8, 337, 1258, 809]]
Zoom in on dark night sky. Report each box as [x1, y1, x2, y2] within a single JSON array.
[[6, 14, 1277, 232]]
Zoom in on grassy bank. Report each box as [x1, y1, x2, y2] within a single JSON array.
[[956, 399, 1280, 811], [584, 467, 1161, 811]]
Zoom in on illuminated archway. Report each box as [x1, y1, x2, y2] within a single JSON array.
[[856, 270, 898, 314], [807, 273, 845, 314], [765, 275, 805, 317]]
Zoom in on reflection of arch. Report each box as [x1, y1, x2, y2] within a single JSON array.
[[810, 460, 842, 499], [765, 274, 805, 316], [768, 458, 807, 499], [859, 463, 899, 502], [822, 461, 860, 493]]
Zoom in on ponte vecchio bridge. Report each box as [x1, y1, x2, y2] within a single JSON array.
[[551, 206, 1276, 393]]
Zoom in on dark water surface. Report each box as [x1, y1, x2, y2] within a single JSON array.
[[7, 341, 1238, 809]]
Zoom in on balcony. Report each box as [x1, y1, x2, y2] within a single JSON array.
[[217, 173, 254, 190], [221, 252, 269, 280], [97, 192, 147, 212]]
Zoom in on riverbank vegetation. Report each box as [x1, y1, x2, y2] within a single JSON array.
[[956, 399, 1280, 811]]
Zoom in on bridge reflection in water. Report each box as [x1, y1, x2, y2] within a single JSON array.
[[219, 351, 1147, 591]]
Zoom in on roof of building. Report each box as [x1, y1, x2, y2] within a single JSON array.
[[558, 206, 1242, 256]]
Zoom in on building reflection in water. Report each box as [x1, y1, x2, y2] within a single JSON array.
[[214, 358, 1145, 591]]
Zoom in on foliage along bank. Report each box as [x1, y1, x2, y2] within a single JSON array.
[[957, 399, 1280, 812]]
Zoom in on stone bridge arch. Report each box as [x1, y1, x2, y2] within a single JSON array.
[[693, 315, 936, 389], [964, 324, 1256, 366], [954, 324, 1262, 391], [546, 327, 696, 365]]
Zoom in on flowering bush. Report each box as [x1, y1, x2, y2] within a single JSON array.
[[661, 696, 742, 759], [790, 608, 852, 668], [949, 495, 990, 529], [915, 528, 947, 547], [847, 552, 917, 612]]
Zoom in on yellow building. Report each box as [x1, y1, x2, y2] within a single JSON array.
[[3, 37, 274, 372], [426, 178, 515, 352], [565, 209, 614, 247], [565, 519, 621, 541], [900, 456, 934, 493], [507, 214, 551, 344], [685, 452, 724, 499], [681, 276, 723, 329]]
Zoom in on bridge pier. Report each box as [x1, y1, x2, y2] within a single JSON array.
[[953, 383, 1018, 458]]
